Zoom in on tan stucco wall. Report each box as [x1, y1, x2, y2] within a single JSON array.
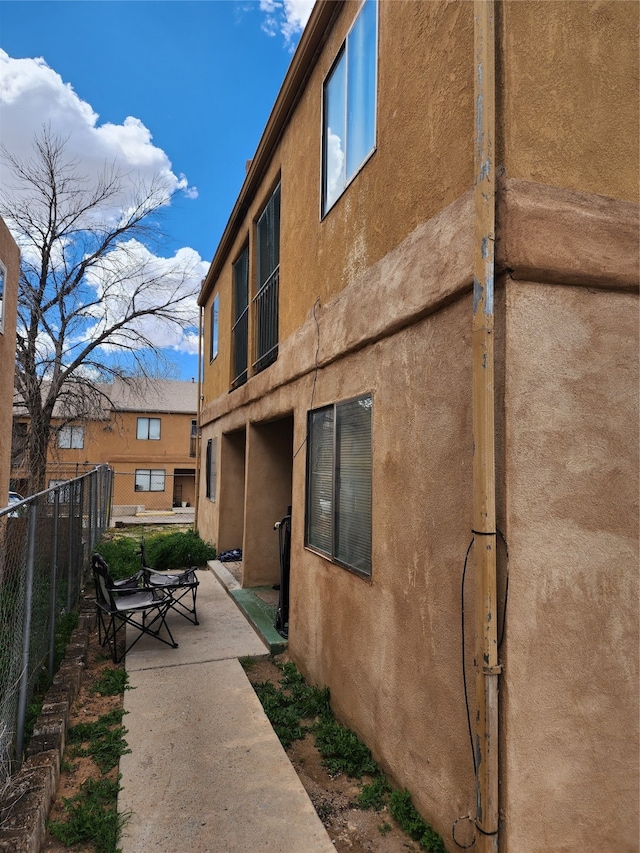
[[201, 0, 474, 406], [0, 217, 19, 503], [500, 0, 639, 201], [501, 282, 639, 852]]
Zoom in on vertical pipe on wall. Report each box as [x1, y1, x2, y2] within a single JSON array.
[[473, 1, 499, 850], [194, 303, 203, 531]]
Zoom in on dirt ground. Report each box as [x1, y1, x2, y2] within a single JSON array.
[[43, 633, 424, 852]]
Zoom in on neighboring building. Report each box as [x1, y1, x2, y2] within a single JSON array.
[[0, 217, 20, 506], [197, 2, 638, 852], [12, 378, 198, 515]]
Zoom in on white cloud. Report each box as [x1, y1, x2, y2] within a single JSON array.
[[259, 0, 315, 44], [0, 49, 207, 369], [0, 51, 196, 205]]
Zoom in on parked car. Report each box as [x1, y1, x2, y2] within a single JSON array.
[[4, 491, 25, 517]]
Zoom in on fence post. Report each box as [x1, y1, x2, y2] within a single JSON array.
[[67, 480, 75, 612], [48, 489, 60, 679], [16, 499, 38, 765]]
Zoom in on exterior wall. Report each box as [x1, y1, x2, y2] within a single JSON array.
[[201, 0, 475, 405], [0, 218, 19, 504], [500, 0, 639, 202], [197, 1, 639, 850], [502, 282, 638, 852]]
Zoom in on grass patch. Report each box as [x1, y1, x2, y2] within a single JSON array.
[[252, 659, 446, 852], [389, 789, 446, 852], [93, 667, 130, 697], [68, 709, 131, 774], [48, 776, 128, 853]]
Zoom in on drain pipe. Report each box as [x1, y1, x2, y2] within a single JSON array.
[[472, 1, 499, 851], [194, 303, 204, 531]]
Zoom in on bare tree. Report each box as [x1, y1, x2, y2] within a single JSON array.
[[1, 128, 201, 492]]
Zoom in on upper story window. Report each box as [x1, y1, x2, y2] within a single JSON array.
[[322, 0, 378, 215], [0, 261, 5, 334], [137, 417, 161, 440], [209, 294, 219, 362], [58, 425, 84, 450], [305, 394, 373, 576], [190, 419, 197, 458], [253, 182, 281, 373], [232, 247, 249, 389]]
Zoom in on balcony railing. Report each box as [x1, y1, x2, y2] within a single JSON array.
[[252, 265, 279, 373], [231, 307, 249, 389]]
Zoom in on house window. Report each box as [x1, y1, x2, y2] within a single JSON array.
[[253, 182, 280, 373], [205, 437, 217, 501], [58, 425, 84, 449], [137, 417, 161, 440], [135, 469, 165, 492], [0, 261, 5, 334], [305, 394, 373, 576], [190, 419, 197, 458], [322, 0, 377, 214], [232, 247, 249, 388], [210, 294, 219, 362]]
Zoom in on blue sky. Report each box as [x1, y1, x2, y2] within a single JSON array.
[[0, 0, 314, 380]]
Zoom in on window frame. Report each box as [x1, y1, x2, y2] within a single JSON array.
[[136, 417, 161, 441], [209, 294, 219, 363], [321, 0, 378, 217], [305, 393, 373, 577], [58, 424, 85, 450], [231, 245, 249, 389], [205, 437, 217, 501], [253, 181, 281, 373], [134, 469, 166, 492]]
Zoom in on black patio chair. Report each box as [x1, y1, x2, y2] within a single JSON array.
[[92, 553, 178, 663], [139, 538, 200, 625]]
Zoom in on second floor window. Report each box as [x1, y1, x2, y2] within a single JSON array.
[[232, 247, 249, 389], [137, 417, 161, 440], [210, 294, 219, 362], [190, 419, 197, 458], [253, 182, 280, 373], [322, 0, 377, 214], [58, 425, 84, 449]]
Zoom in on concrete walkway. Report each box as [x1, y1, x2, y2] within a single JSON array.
[[118, 570, 334, 853]]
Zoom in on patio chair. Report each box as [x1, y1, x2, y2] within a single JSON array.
[[92, 553, 178, 663], [139, 538, 200, 625]]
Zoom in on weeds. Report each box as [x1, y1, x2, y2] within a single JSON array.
[[68, 709, 131, 774], [93, 667, 130, 697], [389, 789, 446, 852], [48, 776, 128, 853], [252, 659, 446, 852], [96, 529, 216, 579]]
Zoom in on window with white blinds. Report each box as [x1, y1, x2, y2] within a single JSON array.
[[305, 395, 372, 576]]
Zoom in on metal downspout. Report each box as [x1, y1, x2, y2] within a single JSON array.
[[194, 304, 203, 531], [473, 2, 499, 850]]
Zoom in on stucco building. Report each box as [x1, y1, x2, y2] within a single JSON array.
[[12, 378, 198, 515], [197, 2, 639, 851], [0, 217, 20, 506]]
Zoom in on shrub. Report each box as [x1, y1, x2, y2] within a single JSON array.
[[94, 536, 141, 580], [144, 529, 216, 570]]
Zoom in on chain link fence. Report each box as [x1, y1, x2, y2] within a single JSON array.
[[0, 465, 112, 778]]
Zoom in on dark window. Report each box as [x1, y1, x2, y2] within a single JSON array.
[[305, 395, 372, 576], [253, 183, 280, 373], [205, 438, 217, 500], [190, 419, 197, 458], [232, 247, 249, 388]]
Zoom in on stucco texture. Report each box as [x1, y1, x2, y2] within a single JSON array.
[[500, 0, 639, 201], [501, 282, 639, 852]]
